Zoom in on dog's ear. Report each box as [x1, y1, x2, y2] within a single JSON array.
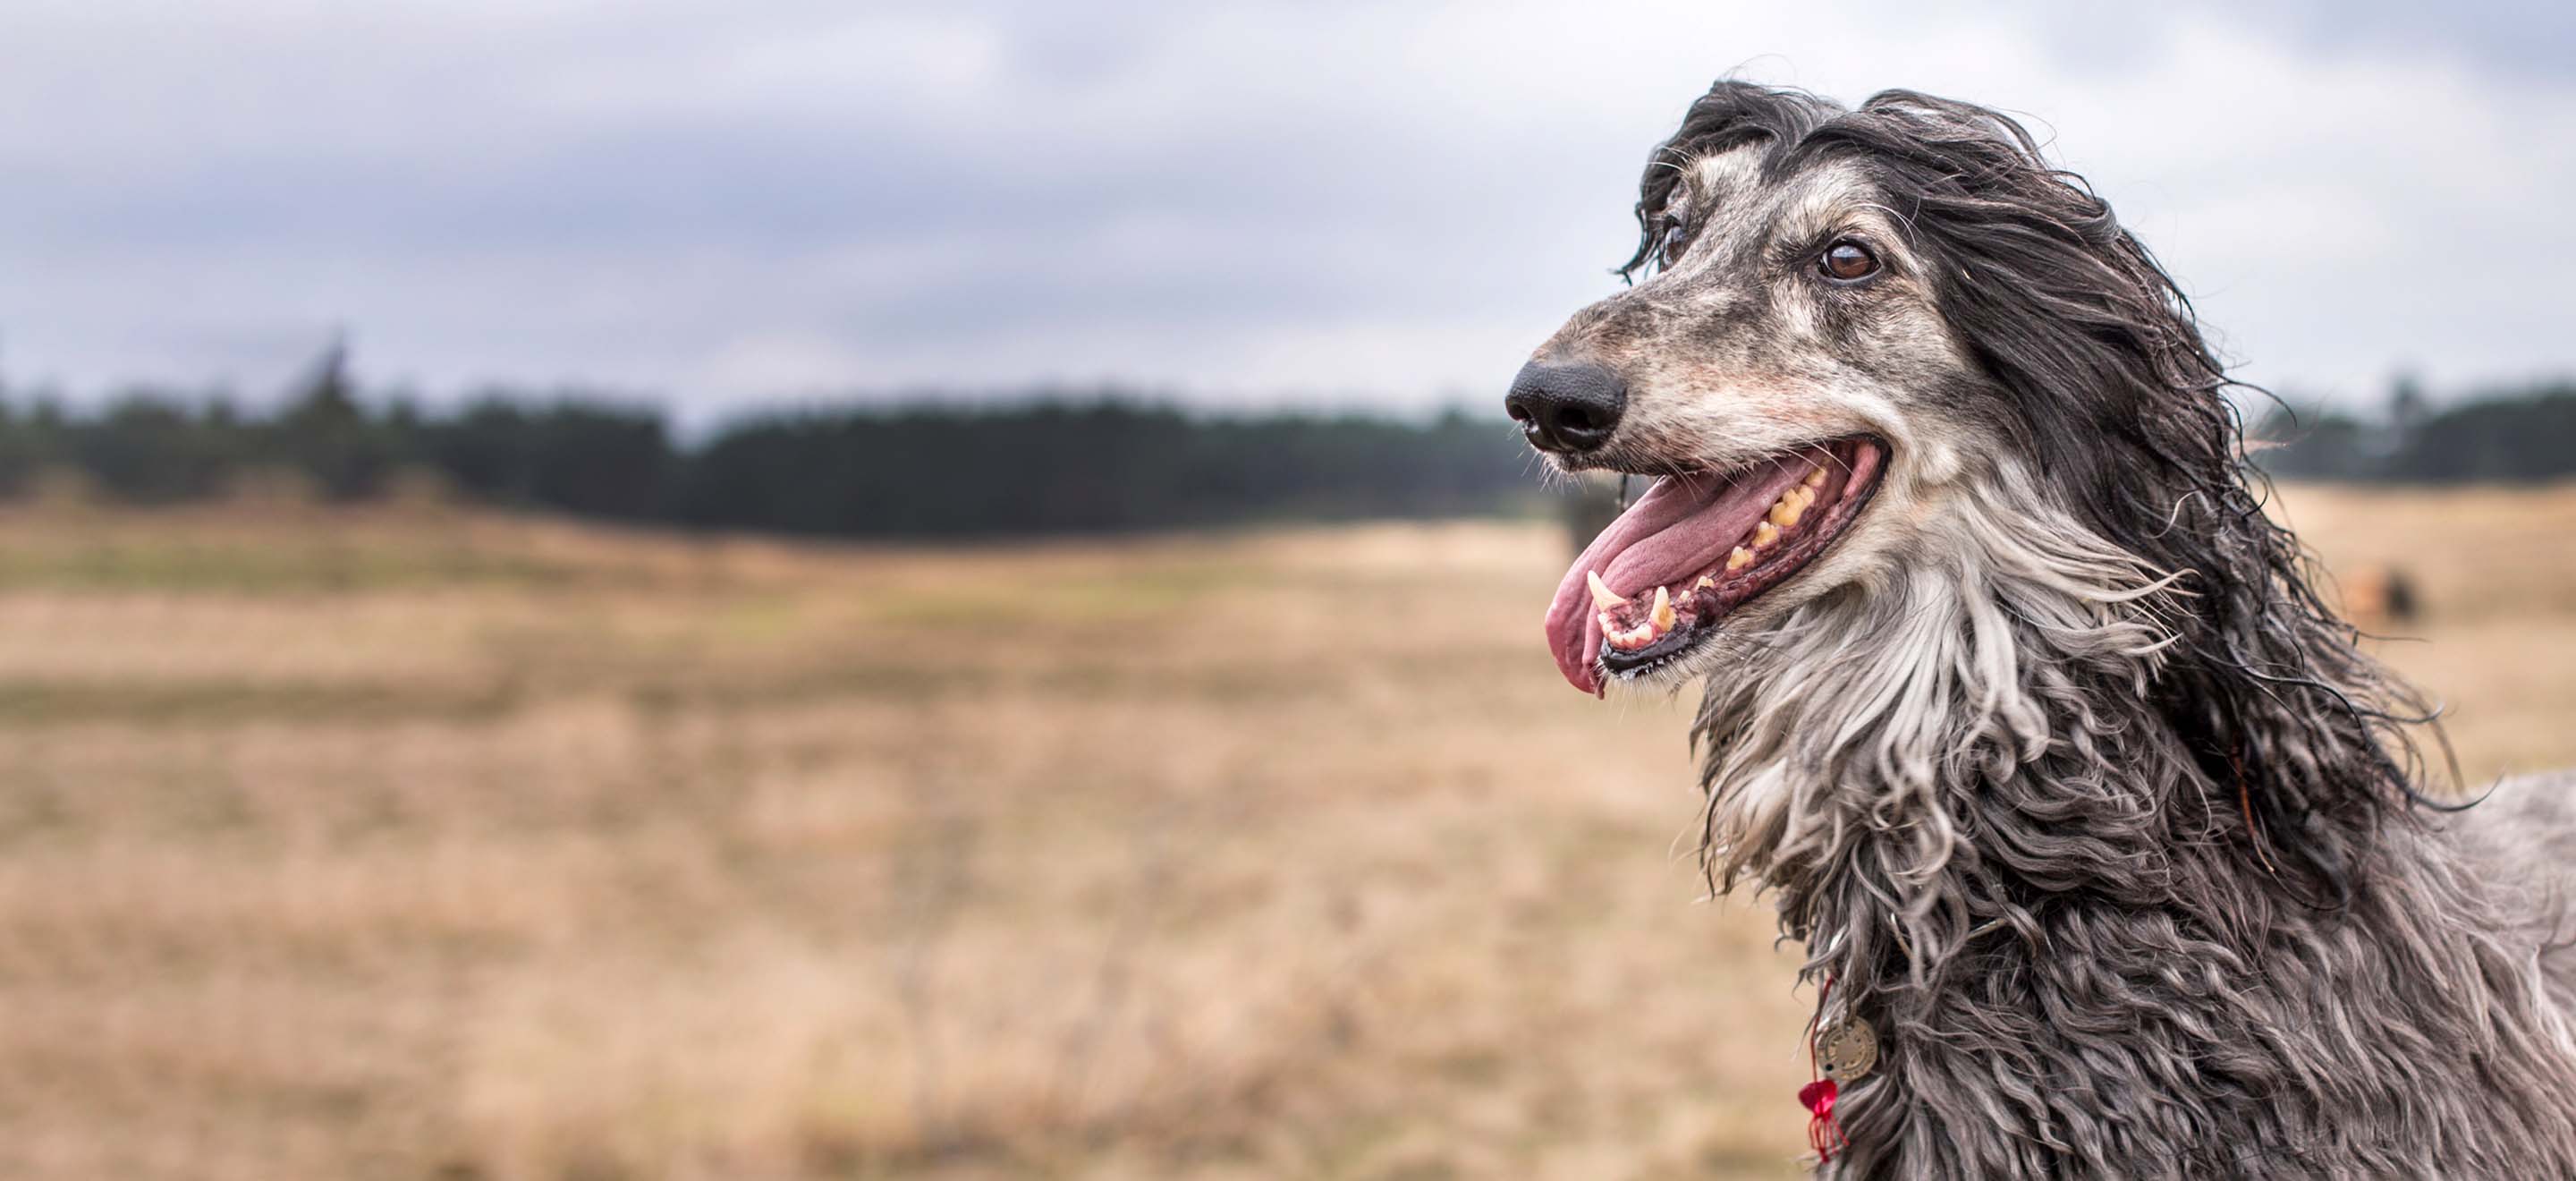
[[1826, 95, 2438, 901]]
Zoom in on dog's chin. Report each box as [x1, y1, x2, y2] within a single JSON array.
[[1545, 437, 1887, 696]]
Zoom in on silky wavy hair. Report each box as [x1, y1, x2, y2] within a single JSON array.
[[1623, 86, 2445, 905]]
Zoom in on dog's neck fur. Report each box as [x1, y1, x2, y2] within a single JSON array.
[[1694, 468, 2576, 1177]]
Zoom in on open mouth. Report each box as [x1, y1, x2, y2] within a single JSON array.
[[1545, 438, 1887, 694]]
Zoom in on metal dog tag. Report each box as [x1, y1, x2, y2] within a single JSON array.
[[1816, 1015, 1878, 1082]]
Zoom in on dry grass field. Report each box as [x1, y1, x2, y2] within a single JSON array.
[[5, 483, 2574, 1180]]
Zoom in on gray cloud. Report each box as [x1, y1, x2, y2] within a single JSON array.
[[1, 1, 2572, 422]]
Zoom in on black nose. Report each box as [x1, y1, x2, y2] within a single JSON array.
[[1504, 361, 1626, 455]]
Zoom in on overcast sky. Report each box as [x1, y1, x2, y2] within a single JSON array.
[[3, 1, 2572, 422]]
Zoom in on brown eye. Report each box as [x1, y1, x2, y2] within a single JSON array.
[[1820, 241, 1879, 282]]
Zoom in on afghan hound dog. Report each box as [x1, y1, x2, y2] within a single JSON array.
[[1505, 81, 2576, 1177]]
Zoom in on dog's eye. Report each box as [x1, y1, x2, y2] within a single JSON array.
[[1659, 218, 1690, 264], [1819, 241, 1879, 282]]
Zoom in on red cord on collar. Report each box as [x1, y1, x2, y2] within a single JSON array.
[[1802, 975, 1850, 1163], [1801, 1078, 1844, 1162]]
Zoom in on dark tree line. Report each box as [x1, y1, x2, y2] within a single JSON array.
[[677, 402, 1539, 536], [0, 353, 1548, 537], [6, 353, 2572, 540], [2255, 378, 2576, 484]]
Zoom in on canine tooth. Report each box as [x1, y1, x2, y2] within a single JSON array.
[[1651, 585, 1675, 631], [1804, 465, 1829, 489], [1753, 521, 1780, 548], [1726, 547, 1754, 572], [1587, 569, 1626, 610]]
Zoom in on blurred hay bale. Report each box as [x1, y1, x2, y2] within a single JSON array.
[[2339, 563, 2422, 632]]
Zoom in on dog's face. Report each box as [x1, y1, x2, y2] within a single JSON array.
[[1522, 141, 1993, 695], [1513, 85, 2407, 911]]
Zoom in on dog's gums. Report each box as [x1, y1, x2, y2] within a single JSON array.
[[1588, 461, 1830, 649], [1544, 437, 1885, 693]]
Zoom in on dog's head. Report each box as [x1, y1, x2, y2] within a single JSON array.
[[1519, 83, 2236, 697], [1518, 83, 2432, 901]]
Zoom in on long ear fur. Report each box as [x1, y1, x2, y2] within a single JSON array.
[[1835, 90, 2438, 898]]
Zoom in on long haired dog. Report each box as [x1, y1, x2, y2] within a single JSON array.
[[1508, 81, 2576, 1177]]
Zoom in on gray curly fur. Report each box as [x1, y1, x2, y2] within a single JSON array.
[[1695, 521, 2576, 1177], [1597, 83, 2576, 1177]]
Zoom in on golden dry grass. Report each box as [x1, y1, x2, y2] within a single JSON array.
[[4, 484, 2573, 1180]]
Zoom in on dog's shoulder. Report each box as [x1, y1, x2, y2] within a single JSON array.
[[2440, 769, 2576, 1016], [2449, 769, 2576, 863]]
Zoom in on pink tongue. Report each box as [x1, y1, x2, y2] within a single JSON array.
[[1542, 456, 1806, 694]]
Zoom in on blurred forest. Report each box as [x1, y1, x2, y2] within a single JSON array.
[[2255, 376, 2576, 483], [1, 348, 2571, 539], [0, 346, 1546, 537]]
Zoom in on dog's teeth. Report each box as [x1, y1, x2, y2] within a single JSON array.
[[1753, 521, 1781, 548], [1726, 546, 1754, 571], [1696, 574, 1716, 591], [1804, 465, 1829, 489], [1587, 569, 1626, 610], [1597, 609, 1619, 633], [1651, 585, 1675, 632], [1768, 486, 1813, 527]]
